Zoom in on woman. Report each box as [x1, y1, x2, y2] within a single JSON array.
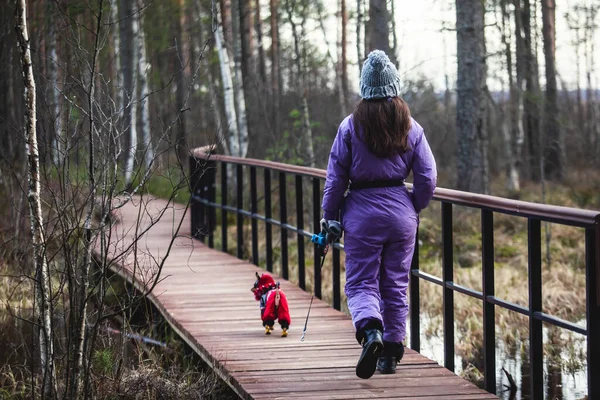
[[321, 50, 437, 379]]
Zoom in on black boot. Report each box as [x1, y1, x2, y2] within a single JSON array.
[[356, 328, 384, 379], [376, 341, 404, 374]]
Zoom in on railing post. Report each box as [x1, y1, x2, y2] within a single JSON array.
[[279, 172, 288, 280], [295, 175, 305, 290], [221, 162, 228, 253], [207, 160, 216, 248], [189, 155, 202, 241], [528, 218, 543, 398], [312, 178, 322, 299], [250, 166, 258, 266], [586, 224, 599, 399], [410, 226, 420, 352], [189, 155, 214, 243], [264, 169, 273, 272], [442, 202, 454, 372], [481, 209, 496, 394], [236, 164, 243, 260]]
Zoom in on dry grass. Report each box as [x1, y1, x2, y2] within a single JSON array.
[[105, 363, 231, 400]]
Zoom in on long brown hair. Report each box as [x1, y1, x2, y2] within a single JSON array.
[[352, 97, 412, 157]]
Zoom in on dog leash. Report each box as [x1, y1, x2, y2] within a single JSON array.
[[300, 244, 329, 342]]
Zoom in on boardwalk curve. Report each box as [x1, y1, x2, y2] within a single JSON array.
[[107, 196, 497, 400]]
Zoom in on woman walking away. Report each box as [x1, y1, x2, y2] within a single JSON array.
[[320, 50, 437, 379]]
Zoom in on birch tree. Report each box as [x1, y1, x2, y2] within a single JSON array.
[[111, 0, 123, 131], [136, 0, 153, 169], [15, 0, 56, 396], [121, 0, 137, 186], [215, 15, 241, 157], [5, 0, 220, 397], [231, 0, 249, 157]]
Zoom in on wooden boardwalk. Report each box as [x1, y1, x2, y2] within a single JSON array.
[[107, 197, 498, 400]]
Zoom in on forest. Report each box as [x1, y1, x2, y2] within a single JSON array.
[[0, 0, 598, 398]]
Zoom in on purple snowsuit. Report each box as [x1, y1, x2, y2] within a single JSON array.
[[322, 115, 437, 344]]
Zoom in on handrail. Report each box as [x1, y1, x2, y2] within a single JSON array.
[[192, 146, 600, 227], [190, 146, 599, 399]]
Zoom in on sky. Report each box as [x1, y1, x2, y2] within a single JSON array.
[[311, 0, 600, 93]]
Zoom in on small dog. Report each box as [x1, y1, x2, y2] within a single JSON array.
[[251, 272, 291, 336]]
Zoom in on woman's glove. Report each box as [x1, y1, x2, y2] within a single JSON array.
[[320, 218, 343, 242], [320, 218, 335, 232]]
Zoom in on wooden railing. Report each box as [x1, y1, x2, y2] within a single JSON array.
[[189, 146, 599, 399]]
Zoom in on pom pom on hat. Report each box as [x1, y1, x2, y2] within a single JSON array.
[[360, 50, 401, 100], [366, 50, 389, 72]]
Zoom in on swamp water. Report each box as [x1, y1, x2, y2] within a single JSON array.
[[406, 316, 588, 399]]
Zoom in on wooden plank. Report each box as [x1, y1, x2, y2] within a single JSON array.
[[261, 394, 496, 400], [104, 197, 498, 400], [252, 384, 492, 399], [244, 376, 474, 393], [235, 366, 454, 383]]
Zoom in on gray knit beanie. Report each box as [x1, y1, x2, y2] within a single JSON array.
[[359, 50, 401, 100]]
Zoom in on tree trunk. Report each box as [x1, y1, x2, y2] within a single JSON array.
[[175, 0, 187, 162], [455, 0, 488, 193], [72, 5, 104, 397], [219, 0, 234, 52], [111, 0, 123, 132], [239, 0, 254, 155], [301, 92, 315, 167], [191, 0, 209, 141], [500, 0, 520, 192], [215, 19, 241, 157], [231, 0, 249, 157], [239, 0, 254, 79], [356, 0, 363, 78], [269, 0, 280, 135], [389, 0, 398, 67], [541, 0, 564, 181], [513, 0, 526, 182], [324, 1, 345, 118], [336, 1, 346, 118], [367, 0, 389, 54], [340, 0, 349, 110], [255, 0, 267, 83], [584, 5, 599, 164], [136, 0, 153, 169], [179, 0, 191, 78], [565, 10, 585, 153], [522, 0, 542, 181], [15, 1, 57, 397], [46, 0, 63, 167], [120, 0, 136, 185], [284, 0, 315, 166]]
